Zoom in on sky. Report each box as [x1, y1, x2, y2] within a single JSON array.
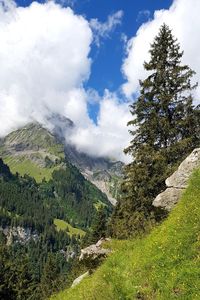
[[0, 0, 199, 162]]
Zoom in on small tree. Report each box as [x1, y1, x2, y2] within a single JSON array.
[[83, 206, 107, 246], [90, 206, 107, 243], [111, 24, 200, 238]]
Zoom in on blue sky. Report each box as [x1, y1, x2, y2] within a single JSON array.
[[71, 0, 173, 122], [1, 0, 198, 161], [15, 0, 173, 122], [72, 0, 173, 92]]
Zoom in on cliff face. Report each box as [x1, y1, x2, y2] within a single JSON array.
[[153, 148, 200, 211], [0, 226, 38, 246], [64, 144, 124, 205]]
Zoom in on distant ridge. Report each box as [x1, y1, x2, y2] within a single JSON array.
[[0, 116, 124, 204]]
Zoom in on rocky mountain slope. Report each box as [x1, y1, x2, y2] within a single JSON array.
[[0, 118, 123, 204], [53, 114, 124, 204], [0, 122, 65, 181]]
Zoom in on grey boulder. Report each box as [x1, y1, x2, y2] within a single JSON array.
[[153, 148, 200, 211]]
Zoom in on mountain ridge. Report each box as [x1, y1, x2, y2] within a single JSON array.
[[0, 119, 123, 204]]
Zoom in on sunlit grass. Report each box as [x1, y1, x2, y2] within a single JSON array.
[[4, 156, 59, 182], [51, 169, 200, 300], [54, 219, 85, 237]]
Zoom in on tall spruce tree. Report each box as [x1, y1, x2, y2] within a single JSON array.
[[111, 24, 200, 238]]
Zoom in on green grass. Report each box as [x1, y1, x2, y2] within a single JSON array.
[[48, 144, 65, 159], [54, 219, 85, 237], [51, 169, 200, 300], [4, 156, 59, 182]]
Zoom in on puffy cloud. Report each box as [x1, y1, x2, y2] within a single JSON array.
[[90, 10, 123, 46], [0, 1, 130, 162], [69, 90, 131, 162], [122, 0, 200, 105], [0, 0, 92, 135]]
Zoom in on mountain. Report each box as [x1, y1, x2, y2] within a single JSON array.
[[0, 118, 120, 298], [0, 117, 124, 204], [52, 164, 200, 299], [50, 114, 124, 205], [0, 122, 65, 182], [0, 113, 115, 299], [0, 123, 113, 227], [65, 145, 123, 205]]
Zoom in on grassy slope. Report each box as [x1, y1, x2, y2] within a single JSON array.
[[54, 219, 85, 237], [3, 156, 60, 182], [52, 169, 200, 300], [0, 124, 65, 182]]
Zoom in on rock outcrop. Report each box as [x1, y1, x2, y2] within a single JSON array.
[[0, 226, 38, 246], [70, 239, 111, 289], [71, 271, 89, 288], [153, 148, 200, 211], [79, 238, 111, 261]]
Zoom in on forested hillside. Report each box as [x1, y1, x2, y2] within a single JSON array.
[[0, 157, 112, 299]]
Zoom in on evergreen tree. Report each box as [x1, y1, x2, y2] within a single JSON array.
[[90, 206, 107, 244], [111, 24, 200, 238], [40, 253, 61, 298], [82, 206, 107, 246]]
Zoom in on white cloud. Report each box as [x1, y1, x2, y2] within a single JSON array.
[[0, 1, 130, 163], [3, 0, 200, 163], [69, 90, 131, 163], [0, 0, 92, 135], [90, 10, 123, 46], [122, 0, 200, 105]]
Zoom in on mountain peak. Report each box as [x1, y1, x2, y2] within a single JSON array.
[[3, 122, 58, 151], [0, 120, 124, 203]]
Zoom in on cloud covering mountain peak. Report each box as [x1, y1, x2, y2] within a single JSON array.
[[0, 0, 131, 162]]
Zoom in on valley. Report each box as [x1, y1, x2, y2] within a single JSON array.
[[0, 4, 199, 299]]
